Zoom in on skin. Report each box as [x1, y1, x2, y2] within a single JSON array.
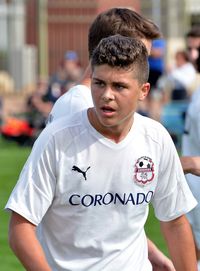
[[148, 239, 175, 271], [9, 212, 51, 271], [186, 37, 200, 65], [161, 215, 197, 271], [180, 156, 200, 176], [89, 64, 150, 142]]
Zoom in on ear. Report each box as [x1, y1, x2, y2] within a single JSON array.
[[139, 83, 150, 101]]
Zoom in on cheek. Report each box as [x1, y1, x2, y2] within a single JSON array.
[[190, 49, 199, 61], [91, 87, 101, 102]]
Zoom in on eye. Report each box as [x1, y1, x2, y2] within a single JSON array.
[[113, 83, 126, 91], [93, 80, 105, 88]]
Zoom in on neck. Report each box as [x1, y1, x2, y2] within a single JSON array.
[[88, 108, 134, 143]]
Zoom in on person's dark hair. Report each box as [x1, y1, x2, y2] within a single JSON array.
[[88, 7, 161, 58], [91, 34, 149, 84], [186, 25, 200, 38]]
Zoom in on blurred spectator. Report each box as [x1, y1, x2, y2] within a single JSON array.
[[0, 71, 14, 94], [170, 50, 196, 90], [162, 50, 196, 102], [186, 26, 200, 71], [148, 38, 166, 89], [26, 51, 83, 134], [182, 26, 200, 268], [137, 39, 166, 120], [47, 50, 83, 102], [26, 78, 50, 130], [157, 50, 194, 147], [185, 26, 200, 96]]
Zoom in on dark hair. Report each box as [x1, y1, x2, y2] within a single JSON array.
[[88, 7, 161, 58], [91, 34, 149, 84], [186, 25, 200, 38]]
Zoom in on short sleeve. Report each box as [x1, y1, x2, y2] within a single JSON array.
[[151, 129, 197, 221], [5, 129, 57, 225]]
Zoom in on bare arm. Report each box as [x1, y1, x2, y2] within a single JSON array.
[[180, 156, 200, 176], [8, 212, 51, 271], [148, 238, 175, 271], [160, 215, 197, 271]]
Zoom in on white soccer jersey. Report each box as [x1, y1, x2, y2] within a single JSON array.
[[182, 88, 200, 248], [47, 84, 93, 124], [6, 111, 196, 271]]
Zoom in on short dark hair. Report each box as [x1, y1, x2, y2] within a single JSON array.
[[186, 25, 200, 38], [88, 7, 161, 58], [91, 34, 149, 84]]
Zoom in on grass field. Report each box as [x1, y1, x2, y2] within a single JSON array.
[[0, 136, 169, 270]]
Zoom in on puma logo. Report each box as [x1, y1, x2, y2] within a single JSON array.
[[72, 166, 91, 180]]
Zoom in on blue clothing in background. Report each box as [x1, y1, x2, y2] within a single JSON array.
[[148, 39, 165, 72]]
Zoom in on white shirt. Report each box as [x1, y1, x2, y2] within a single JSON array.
[[182, 88, 200, 205], [6, 111, 196, 271], [47, 84, 93, 124], [169, 63, 196, 88]]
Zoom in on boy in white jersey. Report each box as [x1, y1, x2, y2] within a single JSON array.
[[6, 35, 197, 271], [47, 8, 200, 178], [46, 9, 176, 269]]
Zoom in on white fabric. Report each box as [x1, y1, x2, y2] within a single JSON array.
[[182, 88, 200, 249], [6, 111, 196, 271], [46, 84, 93, 124], [169, 63, 196, 88]]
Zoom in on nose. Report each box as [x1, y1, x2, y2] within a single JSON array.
[[101, 87, 115, 102]]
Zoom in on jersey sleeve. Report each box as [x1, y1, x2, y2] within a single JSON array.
[[151, 128, 197, 221], [5, 128, 57, 226]]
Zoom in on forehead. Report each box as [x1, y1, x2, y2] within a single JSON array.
[[92, 64, 137, 82]]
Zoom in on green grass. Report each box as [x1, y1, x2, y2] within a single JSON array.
[[0, 136, 30, 270], [0, 136, 169, 270]]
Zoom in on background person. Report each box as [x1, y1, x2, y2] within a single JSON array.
[[182, 25, 200, 270]]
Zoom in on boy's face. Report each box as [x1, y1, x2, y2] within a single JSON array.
[[90, 64, 150, 133]]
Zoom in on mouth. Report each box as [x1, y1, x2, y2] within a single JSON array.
[[99, 105, 116, 117], [101, 105, 115, 113]]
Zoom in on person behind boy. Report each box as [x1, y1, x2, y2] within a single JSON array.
[[182, 25, 200, 270], [47, 8, 200, 178], [6, 34, 197, 271]]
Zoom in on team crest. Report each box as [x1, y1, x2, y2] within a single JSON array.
[[134, 156, 154, 186]]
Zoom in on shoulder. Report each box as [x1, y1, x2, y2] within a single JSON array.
[[47, 84, 92, 124], [36, 110, 88, 151], [135, 113, 171, 143], [56, 84, 91, 103]]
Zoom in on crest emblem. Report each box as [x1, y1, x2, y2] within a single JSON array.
[[134, 156, 154, 186]]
